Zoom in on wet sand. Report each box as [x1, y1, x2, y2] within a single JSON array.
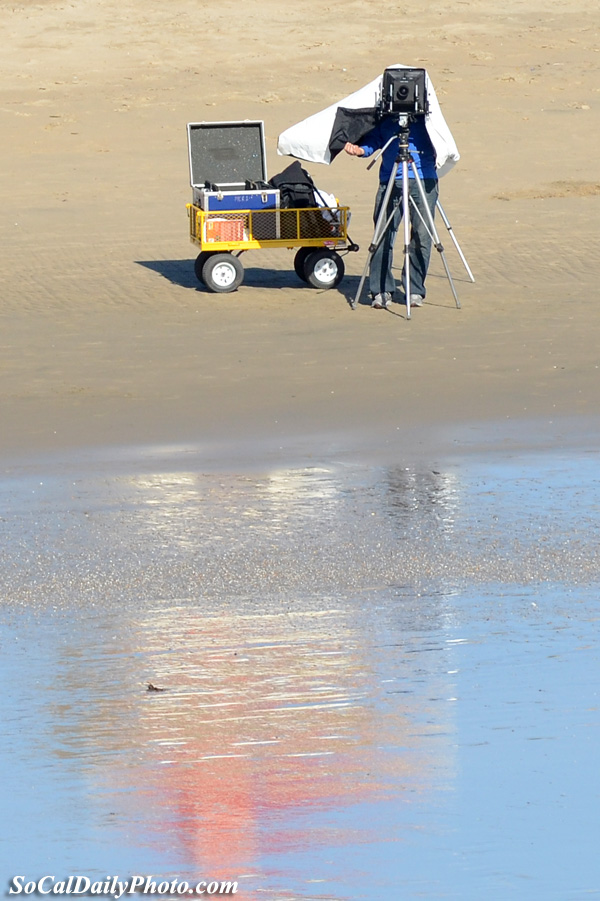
[[1, 451, 600, 898]]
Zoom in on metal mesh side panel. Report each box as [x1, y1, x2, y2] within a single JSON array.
[[193, 206, 348, 245], [189, 208, 200, 240], [250, 208, 347, 242], [251, 211, 280, 241]]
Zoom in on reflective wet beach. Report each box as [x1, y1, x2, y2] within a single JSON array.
[[1, 448, 599, 899]]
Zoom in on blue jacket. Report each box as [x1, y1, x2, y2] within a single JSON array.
[[359, 116, 437, 183]]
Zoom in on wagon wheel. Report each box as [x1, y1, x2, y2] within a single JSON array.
[[194, 251, 214, 283], [201, 252, 244, 294], [304, 249, 345, 289], [293, 247, 313, 282]]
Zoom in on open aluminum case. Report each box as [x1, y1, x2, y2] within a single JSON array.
[[186, 120, 280, 212]]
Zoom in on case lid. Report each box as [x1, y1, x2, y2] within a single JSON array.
[[187, 120, 268, 188]]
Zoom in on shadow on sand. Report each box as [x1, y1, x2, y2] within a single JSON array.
[[136, 258, 362, 304]]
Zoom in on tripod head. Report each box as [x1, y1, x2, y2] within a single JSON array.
[[366, 112, 416, 170], [394, 113, 413, 162]]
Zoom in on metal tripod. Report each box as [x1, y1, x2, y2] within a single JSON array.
[[350, 113, 473, 317]]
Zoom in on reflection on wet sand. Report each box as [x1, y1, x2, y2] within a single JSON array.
[[384, 468, 460, 534], [47, 601, 454, 891], [114, 463, 466, 603], [2, 452, 600, 897]]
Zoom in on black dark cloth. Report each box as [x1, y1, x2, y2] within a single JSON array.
[[328, 106, 379, 159]]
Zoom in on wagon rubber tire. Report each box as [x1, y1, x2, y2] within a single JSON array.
[[304, 250, 345, 289], [293, 247, 313, 282], [194, 251, 214, 283], [201, 252, 244, 293]]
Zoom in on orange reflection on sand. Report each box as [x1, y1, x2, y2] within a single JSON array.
[[131, 606, 450, 877]]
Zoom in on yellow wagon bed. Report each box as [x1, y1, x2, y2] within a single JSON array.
[[187, 203, 357, 293]]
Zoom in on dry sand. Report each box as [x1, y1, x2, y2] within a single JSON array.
[[1, 0, 599, 467]]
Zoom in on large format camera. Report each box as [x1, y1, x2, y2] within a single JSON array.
[[379, 67, 429, 116]]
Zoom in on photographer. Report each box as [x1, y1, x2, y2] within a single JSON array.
[[344, 116, 438, 310]]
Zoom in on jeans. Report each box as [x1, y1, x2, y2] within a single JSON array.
[[369, 177, 439, 299]]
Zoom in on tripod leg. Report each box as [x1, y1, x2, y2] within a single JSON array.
[[351, 162, 399, 310], [436, 201, 475, 282], [352, 257, 371, 311], [402, 162, 412, 319], [352, 205, 398, 310], [411, 197, 473, 286], [410, 161, 461, 309]]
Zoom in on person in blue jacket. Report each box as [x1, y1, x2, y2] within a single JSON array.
[[345, 116, 438, 309]]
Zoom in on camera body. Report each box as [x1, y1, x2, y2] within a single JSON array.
[[379, 67, 428, 116]]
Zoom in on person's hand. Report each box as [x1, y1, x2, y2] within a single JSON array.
[[344, 142, 365, 156]]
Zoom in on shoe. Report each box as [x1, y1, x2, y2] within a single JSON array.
[[372, 292, 392, 309], [410, 294, 424, 307]]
